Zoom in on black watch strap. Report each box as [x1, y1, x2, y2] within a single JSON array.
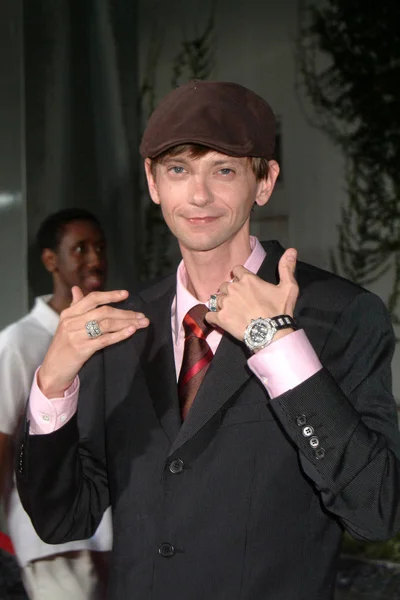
[[269, 315, 297, 331]]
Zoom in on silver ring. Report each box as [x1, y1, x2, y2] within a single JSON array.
[[209, 294, 218, 312], [85, 319, 102, 339]]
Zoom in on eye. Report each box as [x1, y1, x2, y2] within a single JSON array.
[[219, 168, 234, 176], [75, 244, 84, 254], [169, 166, 185, 174]]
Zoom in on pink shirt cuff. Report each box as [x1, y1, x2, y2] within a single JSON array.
[[28, 368, 80, 434], [247, 329, 322, 398]]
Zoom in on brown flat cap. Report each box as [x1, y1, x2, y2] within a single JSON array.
[[139, 80, 276, 159]]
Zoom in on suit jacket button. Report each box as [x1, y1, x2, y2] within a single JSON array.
[[309, 436, 320, 448], [169, 459, 184, 474], [315, 447, 325, 460], [296, 414, 307, 427], [302, 425, 314, 437], [159, 542, 175, 557]]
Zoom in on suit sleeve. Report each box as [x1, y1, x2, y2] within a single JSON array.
[[15, 349, 110, 544], [269, 291, 400, 541]]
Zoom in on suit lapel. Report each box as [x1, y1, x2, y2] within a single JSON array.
[[169, 332, 250, 454], [169, 241, 285, 455], [257, 240, 284, 283], [139, 275, 182, 443]]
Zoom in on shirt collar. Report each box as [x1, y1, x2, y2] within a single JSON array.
[[30, 295, 59, 336], [172, 236, 266, 344]]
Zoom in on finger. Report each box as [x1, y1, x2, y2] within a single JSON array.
[[74, 308, 148, 332], [87, 323, 148, 351], [216, 294, 226, 311], [218, 281, 231, 295], [71, 286, 84, 305], [69, 289, 129, 315], [205, 310, 220, 328], [231, 265, 252, 280], [102, 316, 150, 334], [86, 317, 150, 336], [278, 248, 297, 285], [90, 307, 146, 322]]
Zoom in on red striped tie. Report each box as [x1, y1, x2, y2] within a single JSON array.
[[178, 304, 213, 419]]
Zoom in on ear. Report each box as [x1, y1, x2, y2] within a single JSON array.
[[144, 158, 161, 205], [41, 248, 58, 274], [254, 160, 280, 207]]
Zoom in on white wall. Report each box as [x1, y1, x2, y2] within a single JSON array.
[[139, 0, 400, 402]]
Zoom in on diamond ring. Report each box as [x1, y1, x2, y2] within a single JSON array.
[[85, 319, 103, 339], [209, 294, 218, 312]]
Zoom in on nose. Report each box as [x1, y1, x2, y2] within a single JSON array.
[[190, 176, 213, 207], [86, 245, 102, 267]]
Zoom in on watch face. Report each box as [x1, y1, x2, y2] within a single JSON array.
[[245, 318, 275, 349], [250, 320, 271, 344]]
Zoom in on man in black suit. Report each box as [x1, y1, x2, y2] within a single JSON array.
[[17, 81, 400, 600]]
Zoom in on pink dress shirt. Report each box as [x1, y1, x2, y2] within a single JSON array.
[[28, 237, 322, 433]]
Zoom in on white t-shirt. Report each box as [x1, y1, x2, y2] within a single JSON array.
[[0, 296, 112, 566]]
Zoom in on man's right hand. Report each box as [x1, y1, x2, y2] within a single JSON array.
[[38, 287, 149, 398]]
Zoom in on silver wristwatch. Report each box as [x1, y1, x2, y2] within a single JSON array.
[[243, 315, 296, 351]]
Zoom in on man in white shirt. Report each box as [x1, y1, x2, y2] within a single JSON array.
[[0, 208, 112, 600]]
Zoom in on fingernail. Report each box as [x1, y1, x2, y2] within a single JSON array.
[[135, 313, 145, 318], [286, 251, 296, 261]]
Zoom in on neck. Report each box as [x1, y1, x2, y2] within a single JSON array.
[[47, 291, 72, 315], [181, 237, 252, 302]]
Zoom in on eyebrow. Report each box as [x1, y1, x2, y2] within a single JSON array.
[[70, 237, 105, 246], [163, 156, 244, 167], [162, 156, 190, 165], [212, 159, 243, 167]]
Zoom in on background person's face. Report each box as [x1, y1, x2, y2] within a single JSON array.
[[52, 219, 107, 296]]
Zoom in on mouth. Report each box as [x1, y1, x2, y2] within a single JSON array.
[[83, 273, 105, 290], [185, 216, 220, 225]]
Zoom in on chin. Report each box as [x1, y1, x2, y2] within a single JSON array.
[[180, 235, 230, 253], [82, 283, 105, 295]]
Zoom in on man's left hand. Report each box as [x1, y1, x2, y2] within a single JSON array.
[[206, 248, 299, 343]]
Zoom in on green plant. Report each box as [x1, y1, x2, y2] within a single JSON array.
[[298, 0, 400, 564], [342, 531, 400, 563], [297, 0, 400, 325]]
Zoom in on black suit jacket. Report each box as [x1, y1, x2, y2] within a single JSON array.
[[17, 241, 400, 600]]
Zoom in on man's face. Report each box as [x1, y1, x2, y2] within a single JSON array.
[[49, 219, 107, 296], [145, 150, 277, 255]]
